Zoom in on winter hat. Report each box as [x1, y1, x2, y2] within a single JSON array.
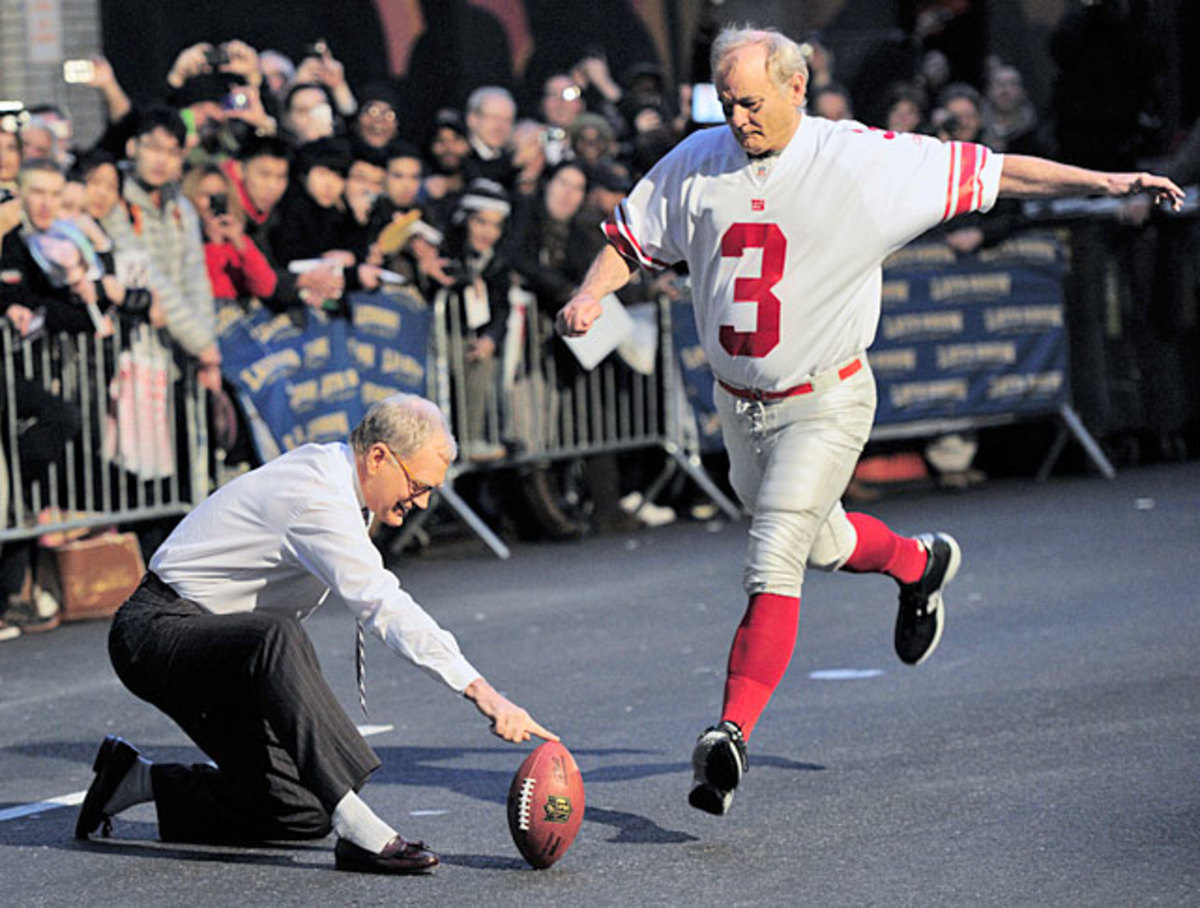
[[456, 178, 510, 218]]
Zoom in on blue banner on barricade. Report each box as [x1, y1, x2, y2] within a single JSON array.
[[872, 232, 1069, 425], [217, 288, 430, 460], [670, 299, 725, 454], [670, 232, 1069, 444], [349, 290, 430, 408]]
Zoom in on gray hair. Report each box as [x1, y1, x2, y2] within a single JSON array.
[[466, 86, 516, 117], [711, 25, 809, 92], [260, 50, 296, 81], [349, 393, 457, 461]]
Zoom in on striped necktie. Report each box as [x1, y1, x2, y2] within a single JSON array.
[[357, 507, 371, 717]]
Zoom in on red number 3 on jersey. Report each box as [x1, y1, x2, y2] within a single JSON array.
[[719, 222, 787, 358]]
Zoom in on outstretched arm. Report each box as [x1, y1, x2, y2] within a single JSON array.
[[555, 243, 638, 337], [999, 154, 1184, 211]]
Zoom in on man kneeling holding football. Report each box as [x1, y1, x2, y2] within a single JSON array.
[[75, 393, 556, 875]]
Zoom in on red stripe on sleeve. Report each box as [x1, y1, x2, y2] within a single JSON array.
[[605, 203, 648, 267], [603, 219, 641, 265], [606, 202, 671, 270], [972, 146, 989, 211], [952, 143, 980, 217], [942, 143, 961, 222]]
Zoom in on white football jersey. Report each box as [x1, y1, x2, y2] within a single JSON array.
[[605, 116, 1004, 391]]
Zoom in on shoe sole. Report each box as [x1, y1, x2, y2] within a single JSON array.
[[911, 534, 961, 666], [688, 732, 744, 815], [688, 783, 734, 816], [334, 846, 440, 875], [334, 857, 439, 875], [693, 735, 742, 791], [74, 736, 137, 839], [15, 615, 60, 635]]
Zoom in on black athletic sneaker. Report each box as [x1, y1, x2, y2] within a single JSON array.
[[688, 720, 748, 816], [895, 532, 961, 665]]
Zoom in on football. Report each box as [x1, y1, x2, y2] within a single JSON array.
[[506, 740, 585, 869]]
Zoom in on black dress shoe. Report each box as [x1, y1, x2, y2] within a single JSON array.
[[334, 835, 439, 875], [74, 735, 140, 840]]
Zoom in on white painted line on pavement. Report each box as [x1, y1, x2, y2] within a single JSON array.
[[0, 724, 396, 824], [0, 790, 85, 823], [808, 668, 885, 680], [356, 723, 395, 737]]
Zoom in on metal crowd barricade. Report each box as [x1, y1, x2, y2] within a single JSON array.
[[1017, 187, 1200, 475], [399, 288, 739, 558], [0, 321, 208, 546]]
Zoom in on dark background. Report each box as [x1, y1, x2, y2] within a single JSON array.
[[99, 0, 1199, 163], [100, 0, 663, 140]]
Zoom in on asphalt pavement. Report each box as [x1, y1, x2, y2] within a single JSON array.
[[2, 461, 1198, 907]]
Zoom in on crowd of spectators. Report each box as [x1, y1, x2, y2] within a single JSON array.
[[2, 5, 1197, 639]]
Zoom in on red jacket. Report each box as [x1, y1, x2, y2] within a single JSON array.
[[204, 236, 277, 301]]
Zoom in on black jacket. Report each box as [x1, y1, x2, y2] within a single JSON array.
[[268, 186, 355, 266], [435, 224, 511, 347], [0, 226, 110, 336], [508, 198, 605, 317]]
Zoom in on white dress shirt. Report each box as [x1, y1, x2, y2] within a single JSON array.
[[150, 442, 481, 692]]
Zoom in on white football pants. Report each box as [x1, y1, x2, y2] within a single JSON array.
[[715, 356, 876, 597]]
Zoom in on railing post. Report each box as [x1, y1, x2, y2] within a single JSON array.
[[2, 325, 24, 530], [658, 294, 678, 443]]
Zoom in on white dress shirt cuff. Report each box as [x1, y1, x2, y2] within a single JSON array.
[[441, 659, 484, 693]]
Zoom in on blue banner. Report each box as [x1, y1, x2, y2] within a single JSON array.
[[672, 232, 1070, 442], [872, 232, 1068, 425], [218, 288, 430, 460], [670, 299, 725, 454]]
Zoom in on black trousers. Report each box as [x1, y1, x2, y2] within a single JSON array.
[[107, 572, 380, 843]]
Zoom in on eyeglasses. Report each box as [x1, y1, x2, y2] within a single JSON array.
[[362, 103, 396, 121], [383, 444, 437, 503]]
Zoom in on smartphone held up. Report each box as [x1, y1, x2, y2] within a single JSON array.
[[63, 59, 95, 84]]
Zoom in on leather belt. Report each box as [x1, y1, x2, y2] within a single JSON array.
[[718, 357, 863, 402]]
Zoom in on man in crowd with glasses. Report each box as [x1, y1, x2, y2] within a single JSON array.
[[76, 393, 555, 875]]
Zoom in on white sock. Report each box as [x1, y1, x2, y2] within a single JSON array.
[[332, 791, 397, 853], [103, 756, 154, 816]]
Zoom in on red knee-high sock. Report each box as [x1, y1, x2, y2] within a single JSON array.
[[841, 512, 927, 584], [720, 593, 800, 739]]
